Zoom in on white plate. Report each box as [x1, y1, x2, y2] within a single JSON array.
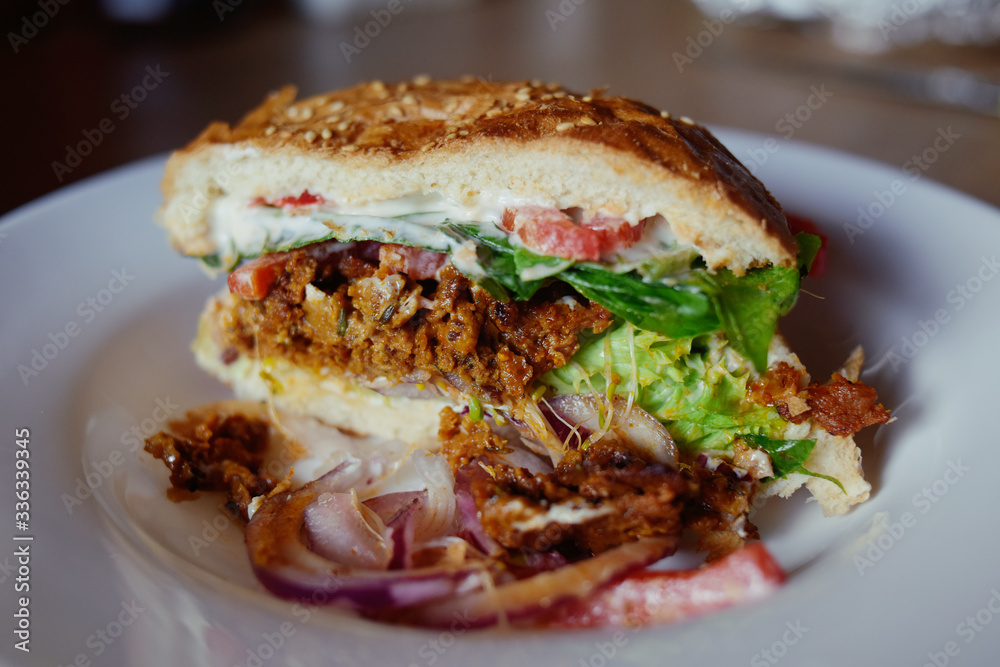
[[2, 131, 999, 667]]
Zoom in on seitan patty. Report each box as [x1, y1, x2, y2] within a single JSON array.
[[219, 240, 613, 404]]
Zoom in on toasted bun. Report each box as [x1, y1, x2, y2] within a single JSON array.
[[160, 77, 795, 273]]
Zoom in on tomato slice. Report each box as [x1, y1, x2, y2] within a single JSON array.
[[786, 213, 827, 278], [251, 190, 326, 209], [228, 253, 289, 300], [507, 207, 644, 262], [542, 542, 786, 628]]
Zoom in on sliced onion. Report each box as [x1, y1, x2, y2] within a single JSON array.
[[303, 491, 392, 570], [545, 395, 678, 467], [411, 452, 459, 542], [453, 464, 501, 556], [401, 537, 678, 628], [246, 465, 482, 611], [363, 492, 424, 570]]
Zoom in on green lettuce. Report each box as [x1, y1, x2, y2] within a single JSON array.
[[741, 434, 845, 492], [540, 322, 843, 489], [448, 224, 819, 371], [540, 323, 789, 452]]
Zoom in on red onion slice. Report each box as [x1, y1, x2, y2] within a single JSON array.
[[545, 395, 678, 467], [453, 463, 501, 556], [364, 491, 425, 570], [303, 491, 392, 570], [246, 465, 481, 611], [402, 537, 678, 628]]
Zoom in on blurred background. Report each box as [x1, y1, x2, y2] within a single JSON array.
[[2, 0, 998, 216]]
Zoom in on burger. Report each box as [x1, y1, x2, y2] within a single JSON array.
[[145, 77, 889, 628]]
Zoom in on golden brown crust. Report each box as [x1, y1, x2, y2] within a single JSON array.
[[161, 77, 796, 271]]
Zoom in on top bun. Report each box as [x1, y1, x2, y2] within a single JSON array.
[[160, 76, 796, 273]]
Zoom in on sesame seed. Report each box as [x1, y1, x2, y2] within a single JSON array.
[[458, 129, 469, 136], [402, 94, 416, 105], [578, 116, 597, 126], [304, 130, 317, 142], [530, 79, 542, 88], [486, 108, 502, 116], [413, 74, 430, 86], [582, 95, 592, 103], [342, 144, 357, 152], [680, 116, 694, 125], [337, 121, 349, 131], [287, 106, 299, 117], [300, 107, 314, 120], [660, 110, 671, 118], [555, 121, 574, 131], [321, 128, 332, 139], [515, 92, 530, 102], [329, 100, 345, 112], [371, 80, 386, 92], [264, 126, 276, 135], [552, 91, 566, 99]]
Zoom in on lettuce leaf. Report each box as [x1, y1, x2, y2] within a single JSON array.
[[741, 434, 846, 492], [540, 323, 844, 490], [540, 323, 789, 452], [448, 225, 820, 370]]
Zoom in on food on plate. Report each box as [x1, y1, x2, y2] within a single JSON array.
[[145, 77, 889, 627]]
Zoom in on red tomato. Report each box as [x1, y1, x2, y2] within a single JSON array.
[[543, 542, 786, 628], [227, 253, 289, 300], [507, 207, 644, 262], [252, 191, 326, 208], [378, 244, 447, 281], [786, 213, 827, 278], [582, 215, 646, 254]]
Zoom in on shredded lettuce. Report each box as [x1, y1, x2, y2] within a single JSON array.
[[541, 324, 788, 452], [540, 322, 843, 490]]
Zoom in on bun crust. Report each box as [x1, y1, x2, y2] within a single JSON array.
[[161, 77, 796, 273]]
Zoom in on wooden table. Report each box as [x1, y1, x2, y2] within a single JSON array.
[[4, 0, 998, 217]]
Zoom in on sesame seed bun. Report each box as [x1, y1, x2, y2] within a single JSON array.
[[159, 77, 796, 274]]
